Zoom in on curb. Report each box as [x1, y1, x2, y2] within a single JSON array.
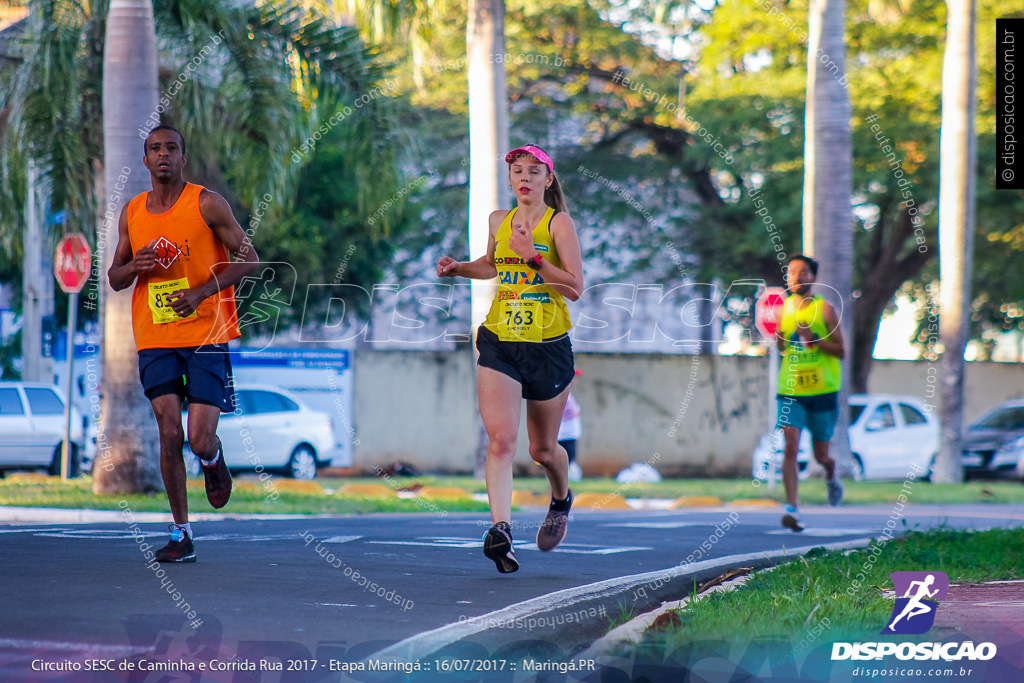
[[362, 537, 876, 664]]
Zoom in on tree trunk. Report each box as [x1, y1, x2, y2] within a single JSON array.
[[935, 0, 977, 484], [803, 0, 853, 473], [93, 0, 162, 494], [467, 0, 509, 479]]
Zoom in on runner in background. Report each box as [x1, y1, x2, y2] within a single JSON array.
[[774, 254, 845, 532], [559, 369, 583, 482]]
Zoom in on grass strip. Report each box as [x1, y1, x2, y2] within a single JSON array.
[[626, 525, 1024, 663], [0, 476, 488, 515], [4, 474, 1024, 511]]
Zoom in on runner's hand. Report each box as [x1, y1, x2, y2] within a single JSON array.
[[437, 256, 460, 277], [508, 224, 537, 261], [134, 239, 158, 273], [166, 288, 203, 317]]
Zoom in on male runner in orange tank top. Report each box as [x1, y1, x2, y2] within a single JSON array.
[[108, 126, 259, 562]]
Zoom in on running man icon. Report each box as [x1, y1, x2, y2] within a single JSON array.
[[882, 571, 949, 635]]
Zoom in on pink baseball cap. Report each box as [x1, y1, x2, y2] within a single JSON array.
[[505, 145, 553, 173]]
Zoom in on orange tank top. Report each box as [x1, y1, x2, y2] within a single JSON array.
[[128, 183, 240, 350]]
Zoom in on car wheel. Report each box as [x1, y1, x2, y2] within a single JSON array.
[[851, 454, 865, 482], [48, 443, 80, 477], [288, 445, 318, 480]]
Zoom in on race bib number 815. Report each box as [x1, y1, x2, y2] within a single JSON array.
[[148, 277, 197, 324]]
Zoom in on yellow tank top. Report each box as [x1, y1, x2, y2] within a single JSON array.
[[482, 207, 573, 341], [777, 294, 842, 396]]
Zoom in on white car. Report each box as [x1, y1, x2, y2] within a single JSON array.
[[752, 394, 938, 481], [0, 382, 85, 476], [184, 385, 340, 480]]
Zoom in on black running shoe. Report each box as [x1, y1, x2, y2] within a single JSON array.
[[201, 439, 232, 509], [155, 524, 196, 563], [537, 489, 573, 551], [483, 521, 519, 573]]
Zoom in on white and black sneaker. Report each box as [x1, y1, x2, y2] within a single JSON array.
[[781, 505, 803, 532], [483, 521, 519, 573]]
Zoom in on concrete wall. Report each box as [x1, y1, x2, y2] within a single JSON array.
[[351, 351, 1024, 476]]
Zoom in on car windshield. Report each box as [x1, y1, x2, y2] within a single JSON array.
[[850, 404, 865, 424], [971, 406, 1024, 431]]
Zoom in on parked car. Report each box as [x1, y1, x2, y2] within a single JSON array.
[[752, 394, 938, 481], [0, 381, 85, 476], [184, 385, 339, 480], [960, 400, 1024, 479]]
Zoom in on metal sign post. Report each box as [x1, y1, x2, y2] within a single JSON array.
[[54, 234, 91, 480], [756, 287, 786, 490]]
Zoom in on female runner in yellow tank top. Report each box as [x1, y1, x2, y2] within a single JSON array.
[[437, 145, 584, 573]]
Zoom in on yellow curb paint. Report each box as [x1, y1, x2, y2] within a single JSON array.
[[6, 473, 57, 482], [573, 492, 631, 509], [271, 480, 325, 495], [511, 490, 549, 507], [728, 498, 782, 507], [418, 486, 473, 501], [336, 483, 398, 498], [670, 496, 723, 508], [186, 479, 260, 494]]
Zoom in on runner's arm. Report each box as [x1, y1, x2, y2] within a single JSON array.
[[526, 212, 584, 301], [436, 211, 502, 279], [808, 300, 845, 359]]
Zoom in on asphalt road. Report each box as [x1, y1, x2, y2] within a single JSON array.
[[1, 503, 1023, 682]]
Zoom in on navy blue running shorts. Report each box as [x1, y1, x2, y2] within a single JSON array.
[[476, 326, 575, 401], [138, 344, 236, 413]]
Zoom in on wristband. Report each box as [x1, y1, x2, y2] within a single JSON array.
[[527, 254, 543, 270]]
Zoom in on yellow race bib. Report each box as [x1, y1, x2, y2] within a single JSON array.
[[496, 298, 542, 342], [792, 367, 823, 391], [148, 277, 197, 324]]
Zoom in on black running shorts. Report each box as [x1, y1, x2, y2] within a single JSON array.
[[138, 344, 236, 413], [476, 326, 575, 401]]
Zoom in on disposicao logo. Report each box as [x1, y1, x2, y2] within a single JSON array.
[[831, 570, 997, 662], [883, 571, 948, 635]]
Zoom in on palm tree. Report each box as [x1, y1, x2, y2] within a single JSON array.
[[96, 0, 162, 492], [340, 0, 509, 475], [467, 0, 509, 334], [803, 0, 853, 473], [467, 0, 509, 477], [934, 0, 976, 484]]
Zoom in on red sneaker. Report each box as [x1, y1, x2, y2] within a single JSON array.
[[201, 440, 232, 509]]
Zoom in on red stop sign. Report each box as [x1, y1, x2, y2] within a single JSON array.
[[54, 233, 92, 293], [755, 287, 787, 338]]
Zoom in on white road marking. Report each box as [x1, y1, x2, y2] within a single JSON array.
[[765, 528, 876, 536], [320, 535, 362, 544], [602, 528, 708, 532], [35, 530, 166, 540], [368, 537, 651, 554]]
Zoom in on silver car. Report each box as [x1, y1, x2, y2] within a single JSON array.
[[962, 400, 1024, 479], [0, 382, 85, 476]]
